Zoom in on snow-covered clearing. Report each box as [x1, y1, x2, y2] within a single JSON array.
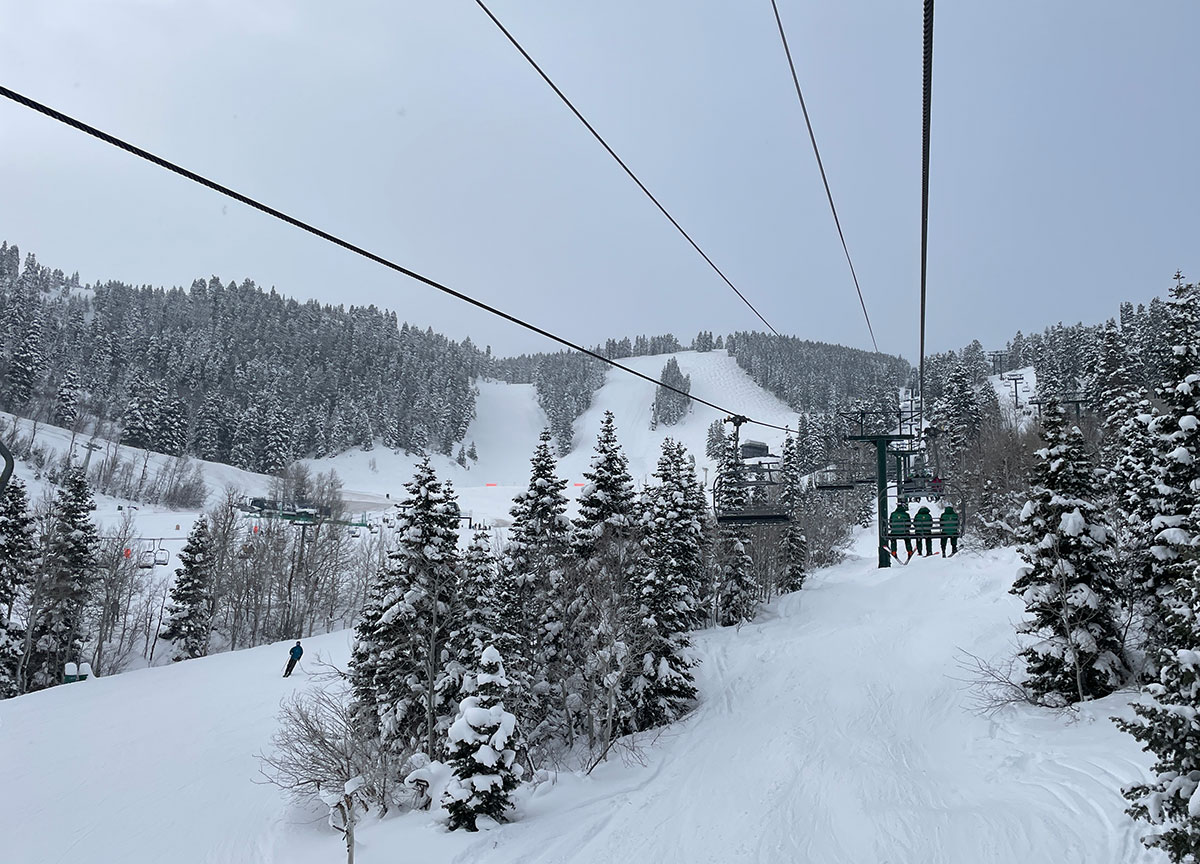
[[0, 530, 1156, 864]]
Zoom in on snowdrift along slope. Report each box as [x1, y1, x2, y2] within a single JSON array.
[[0, 531, 1157, 864]]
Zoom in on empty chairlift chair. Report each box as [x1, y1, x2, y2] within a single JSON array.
[[713, 441, 792, 526]]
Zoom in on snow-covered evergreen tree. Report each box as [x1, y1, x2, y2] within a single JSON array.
[[705, 418, 726, 462], [6, 312, 41, 406], [443, 645, 524, 831], [499, 427, 570, 733], [1117, 573, 1200, 862], [650, 357, 691, 428], [1147, 280, 1200, 601], [120, 376, 160, 452], [777, 434, 808, 592], [713, 434, 757, 626], [630, 439, 700, 729], [24, 465, 98, 691], [0, 478, 36, 698], [457, 530, 500, 658], [53, 367, 80, 428], [1010, 402, 1127, 705], [349, 456, 461, 760], [159, 517, 215, 660], [570, 411, 640, 745]]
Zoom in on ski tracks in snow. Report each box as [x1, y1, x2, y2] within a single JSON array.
[[455, 545, 1155, 864]]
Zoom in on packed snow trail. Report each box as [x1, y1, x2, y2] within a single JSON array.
[[0, 536, 1157, 863], [444, 536, 1154, 864]]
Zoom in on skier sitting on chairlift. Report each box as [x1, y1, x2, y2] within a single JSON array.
[[913, 506, 934, 556], [889, 502, 913, 559], [939, 505, 960, 556]]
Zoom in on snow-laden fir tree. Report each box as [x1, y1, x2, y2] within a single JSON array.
[[22, 465, 98, 691], [442, 645, 524, 832], [456, 530, 501, 659], [714, 434, 757, 627], [1147, 279, 1200, 602], [705, 418, 726, 462], [1116, 568, 1200, 862], [930, 361, 982, 473], [777, 434, 808, 592], [350, 456, 463, 759], [498, 427, 571, 736], [0, 477, 36, 698], [569, 411, 641, 746], [1104, 389, 1163, 668], [650, 357, 691, 428], [159, 517, 215, 660], [1010, 402, 1127, 705], [53, 367, 80, 428], [120, 375, 160, 452], [1114, 280, 1200, 859], [630, 439, 700, 729], [6, 312, 41, 406]]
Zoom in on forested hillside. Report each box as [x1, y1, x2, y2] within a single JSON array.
[[0, 242, 486, 472], [724, 330, 911, 413]]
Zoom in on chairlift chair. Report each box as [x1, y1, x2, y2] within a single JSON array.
[[713, 459, 792, 526], [137, 549, 155, 569], [886, 482, 966, 544], [154, 548, 170, 567]]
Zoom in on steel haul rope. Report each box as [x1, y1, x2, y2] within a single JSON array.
[[767, 0, 879, 353], [0, 83, 793, 434]]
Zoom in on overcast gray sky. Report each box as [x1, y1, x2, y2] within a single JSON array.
[[1, 1, 1196, 360]]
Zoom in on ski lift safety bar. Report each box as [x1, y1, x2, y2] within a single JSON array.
[[0, 439, 13, 497]]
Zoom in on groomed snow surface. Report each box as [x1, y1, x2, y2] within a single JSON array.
[[0, 530, 1158, 864]]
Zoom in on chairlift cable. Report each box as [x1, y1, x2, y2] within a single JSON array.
[[918, 0, 934, 424], [0, 84, 792, 435], [473, 0, 782, 338], [767, 0, 879, 353]]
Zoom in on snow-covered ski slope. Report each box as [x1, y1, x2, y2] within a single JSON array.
[[0, 532, 1156, 864], [293, 350, 797, 524], [3, 350, 785, 531]]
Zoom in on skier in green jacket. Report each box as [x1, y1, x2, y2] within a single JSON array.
[[913, 506, 934, 556], [889, 502, 913, 558], [939, 505, 960, 556]]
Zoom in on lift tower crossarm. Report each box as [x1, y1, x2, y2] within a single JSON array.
[[847, 433, 915, 569]]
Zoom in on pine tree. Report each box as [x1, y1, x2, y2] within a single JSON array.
[[121, 376, 160, 452], [499, 427, 570, 730], [457, 530, 501, 659], [1147, 280, 1200, 600], [777, 434, 808, 592], [442, 646, 524, 831], [6, 313, 41, 407], [705, 419, 726, 462], [1116, 573, 1200, 862], [159, 517, 215, 660], [53, 367, 80, 428], [630, 440, 700, 729], [651, 357, 691, 428], [714, 434, 756, 626], [24, 466, 99, 691], [570, 411, 640, 745], [158, 392, 188, 457], [0, 478, 36, 698], [349, 456, 461, 760], [1010, 403, 1127, 705]]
